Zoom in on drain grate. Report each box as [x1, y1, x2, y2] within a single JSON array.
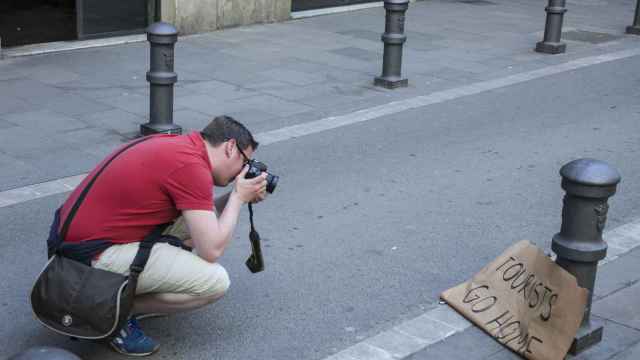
[[562, 30, 621, 44]]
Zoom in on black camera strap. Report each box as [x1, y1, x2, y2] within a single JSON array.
[[245, 203, 265, 273], [248, 203, 256, 234]]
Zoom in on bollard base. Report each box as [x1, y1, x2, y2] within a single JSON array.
[[140, 123, 183, 136], [626, 26, 640, 35], [569, 318, 604, 354], [535, 41, 566, 54], [374, 76, 408, 89]]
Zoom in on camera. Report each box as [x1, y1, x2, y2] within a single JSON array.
[[245, 159, 279, 193]]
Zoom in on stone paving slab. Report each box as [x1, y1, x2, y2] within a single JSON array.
[[595, 248, 640, 300], [593, 282, 640, 330], [41, 94, 115, 117], [567, 317, 640, 360], [80, 108, 145, 134], [1, 110, 88, 133], [0, 95, 34, 115], [611, 341, 640, 360], [54, 80, 136, 100], [405, 327, 507, 359], [475, 318, 640, 360]]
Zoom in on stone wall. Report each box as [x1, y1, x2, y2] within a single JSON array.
[[162, 0, 291, 35]]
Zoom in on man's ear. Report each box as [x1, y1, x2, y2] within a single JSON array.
[[225, 138, 237, 158]]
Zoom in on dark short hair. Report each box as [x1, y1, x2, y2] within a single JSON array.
[[200, 115, 258, 151]]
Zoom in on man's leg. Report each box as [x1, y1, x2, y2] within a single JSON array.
[[94, 242, 230, 312], [92, 220, 229, 356], [128, 216, 229, 314], [163, 216, 190, 244], [132, 291, 223, 314]]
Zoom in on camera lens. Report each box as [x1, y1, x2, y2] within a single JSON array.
[[266, 174, 278, 193]]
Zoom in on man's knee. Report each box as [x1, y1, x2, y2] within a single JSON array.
[[197, 264, 230, 300]]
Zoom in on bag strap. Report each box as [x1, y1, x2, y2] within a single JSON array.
[[59, 136, 154, 243], [128, 222, 171, 277]]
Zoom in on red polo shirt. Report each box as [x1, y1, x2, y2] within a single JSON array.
[[60, 132, 214, 244]]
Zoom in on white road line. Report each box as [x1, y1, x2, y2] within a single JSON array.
[[322, 219, 640, 360], [0, 175, 85, 208], [1, 47, 640, 208]]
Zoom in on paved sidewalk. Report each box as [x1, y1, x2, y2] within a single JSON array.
[[611, 341, 640, 360], [0, 0, 639, 192], [405, 245, 640, 359]]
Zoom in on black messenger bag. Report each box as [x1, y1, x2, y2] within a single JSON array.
[[30, 136, 167, 339]]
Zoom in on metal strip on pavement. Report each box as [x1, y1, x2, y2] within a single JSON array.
[[291, 2, 384, 20], [3, 35, 147, 58], [322, 218, 640, 360], [1, 47, 640, 208]]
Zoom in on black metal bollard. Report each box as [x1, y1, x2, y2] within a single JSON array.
[[626, 0, 640, 35], [552, 158, 621, 354], [140, 22, 182, 136], [535, 0, 567, 54], [374, 0, 409, 89]]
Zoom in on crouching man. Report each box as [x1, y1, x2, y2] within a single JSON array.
[[55, 115, 267, 356]]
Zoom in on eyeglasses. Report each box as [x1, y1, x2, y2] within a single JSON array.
[[235, 141, 251, 165]]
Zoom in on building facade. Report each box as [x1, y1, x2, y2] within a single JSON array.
[[0, 0, 379, 49]]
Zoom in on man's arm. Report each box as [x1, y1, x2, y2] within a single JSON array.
[[214, 191, 231, 214], [183, 167, 267, 263], [180, 192, 233, 249], [183, 193, 243, 263], [213, 186, 267, 215]]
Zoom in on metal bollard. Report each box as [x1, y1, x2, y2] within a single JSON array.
[[626, 0, 640, 35], [552, 158, 621, 354], [535, 0, 567, 54], [140, 22, 182, 136], [374, 0, 409, 89], [9, 347, 82, 360]]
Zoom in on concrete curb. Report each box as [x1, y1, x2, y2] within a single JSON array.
[[2, 35, 147, 58]]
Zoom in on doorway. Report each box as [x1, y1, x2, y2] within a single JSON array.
[[0, 0, 76, 47], [0, 0, 156, 48], [292, 0, 379, 12]]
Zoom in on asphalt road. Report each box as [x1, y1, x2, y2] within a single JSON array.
[[2, 55, 640, 360]]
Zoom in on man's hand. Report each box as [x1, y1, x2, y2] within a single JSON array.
[[252, 184, 268, 204], [234, 165, 268, 204]]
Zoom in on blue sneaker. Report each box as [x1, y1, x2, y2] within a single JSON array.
[[110, 317, 160, 356]]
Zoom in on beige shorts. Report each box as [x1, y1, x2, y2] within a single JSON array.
[[92, 217, 230, 297]]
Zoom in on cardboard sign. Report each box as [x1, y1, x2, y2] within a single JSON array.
[[441, 241, 588, 360]]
